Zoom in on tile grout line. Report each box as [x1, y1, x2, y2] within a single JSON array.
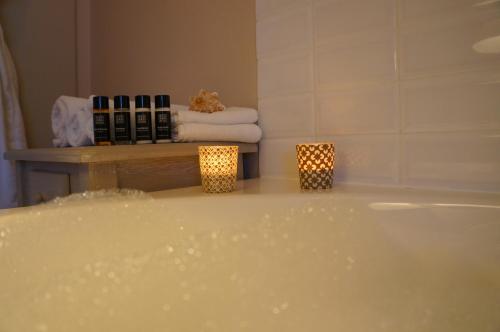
[[310, 0, 319, 141]]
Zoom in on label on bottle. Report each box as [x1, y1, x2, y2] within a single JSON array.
[[155, 110, 171, 140], [93, 112, 110, 143], [135, 111, 152, 141], [114, 112, 131, 141]]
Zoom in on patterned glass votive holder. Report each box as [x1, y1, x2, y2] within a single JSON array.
[[296, 143, 335, 190], [198, 145, 239, 193]]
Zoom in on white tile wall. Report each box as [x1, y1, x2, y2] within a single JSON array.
[[316, 30, 397, 89], [320, 134, 400, 185], [399, 10, 500, 78], [259, 93, 315, 138], [398, 0, 492, 22], [402, 133, 500, 191], [401, 70, 500, 132], [257, 6, 312, 58], [256, 0, 310, 20], [258, 51, 313, 98], [257, 0, 500, 192], [316, 83, 399, 135], [314, 0, 395, 46]]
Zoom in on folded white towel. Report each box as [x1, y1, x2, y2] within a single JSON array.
[[173, 106, 258, 125], [174, 123, 262, 143], [51, 96, 90, 147]]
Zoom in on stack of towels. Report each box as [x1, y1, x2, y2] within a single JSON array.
[[172, 104, 261, 143], [51, 96, 262, 147]]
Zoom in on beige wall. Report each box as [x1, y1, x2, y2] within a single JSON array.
[[1, 0, 257, 148], [0, 0, 77, 148], [91, 0, 257, 108]]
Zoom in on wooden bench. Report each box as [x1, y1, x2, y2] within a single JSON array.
[[4, 143, 259, 206]]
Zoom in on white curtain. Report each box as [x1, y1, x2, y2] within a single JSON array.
[[0, 23, 27, 209]]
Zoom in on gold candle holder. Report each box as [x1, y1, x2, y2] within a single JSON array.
[[296, 143, 335, 190], [198, 145, 239, 193]]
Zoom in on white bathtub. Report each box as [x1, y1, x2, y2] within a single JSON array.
[[0, 179, 499, 332]]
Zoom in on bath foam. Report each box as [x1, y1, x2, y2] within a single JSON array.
[[48, 189, 152, 205], [0, 184, 499, 332]]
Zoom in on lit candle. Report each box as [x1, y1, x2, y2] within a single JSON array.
[[296, 143, 335, 190], [198, 145, 239, 193]]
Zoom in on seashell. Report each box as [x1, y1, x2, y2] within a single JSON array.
[[189, 89, 226, 113]]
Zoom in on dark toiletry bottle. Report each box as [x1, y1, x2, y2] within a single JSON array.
[[113, 95, 132, 145], [154, 95, 172, 143], [93, 96, 111, 146], [135, 95, 153, 144]]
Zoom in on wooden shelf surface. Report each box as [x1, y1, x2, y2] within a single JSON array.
[[4, 142, 258, 163]]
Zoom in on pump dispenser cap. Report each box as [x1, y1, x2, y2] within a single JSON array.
[[155, 95, 170, 109], [114, 95, 130, 109], [93, 96, 109, 110], [135, 95, 151, 109]]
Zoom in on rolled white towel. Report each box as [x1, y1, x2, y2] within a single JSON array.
[[66, 98, 94, 147], [173, 106, 258, 125], [52, 96, 87, 147], [174, 123, 262, 143]]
